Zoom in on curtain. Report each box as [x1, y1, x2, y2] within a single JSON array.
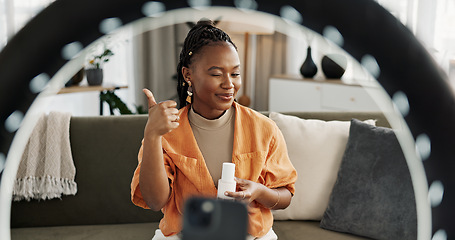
[[253, 32, 287, 111], [132, 23, 189, 109], [433, 0, 455, 74]]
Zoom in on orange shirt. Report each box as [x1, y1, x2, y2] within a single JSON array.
[[131, 102, 297, 238]]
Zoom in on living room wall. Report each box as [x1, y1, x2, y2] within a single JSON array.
[[2, 0, 453, 116]]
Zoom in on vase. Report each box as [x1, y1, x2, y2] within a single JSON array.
[[300, 46, 318, 78], [86, 68, 103, 86], [321, 54, 347, 79], [65, 68, 85, 87]]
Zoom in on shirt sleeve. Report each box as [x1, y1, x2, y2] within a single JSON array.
[[130, 142, 149, 209], [130, 139, 176, 209], [263, 125, 297, 195]]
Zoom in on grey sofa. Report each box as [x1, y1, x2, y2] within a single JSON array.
[[10, 112, 391, 240]]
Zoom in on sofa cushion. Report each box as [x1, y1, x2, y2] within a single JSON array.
[[320, 119, 417, 240], [11, 221, 370, 240], [269, 112, 375, 220], [11, 115, 162, 228], [273, 221, 369, 240], [11, 222, 159, 240]]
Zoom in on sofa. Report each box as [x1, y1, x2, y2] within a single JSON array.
[[10, 111, 415, 240]]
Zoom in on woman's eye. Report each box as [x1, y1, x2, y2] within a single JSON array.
[[232, 73, 240, 77]]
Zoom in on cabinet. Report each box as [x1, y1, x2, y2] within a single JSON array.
[[269, 75, 381, 112]]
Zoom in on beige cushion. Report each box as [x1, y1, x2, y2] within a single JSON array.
[[269, 112, 375, 220], [11, 222, 159, 240]]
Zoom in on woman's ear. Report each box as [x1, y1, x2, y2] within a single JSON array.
[[182, 66, 191, 83]]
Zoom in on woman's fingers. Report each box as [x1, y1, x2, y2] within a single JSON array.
[[142, 89, 180, 136], [225, 178, 253, 202], [157, 102, 180, 132], [225, 190, 251, 202], [167, 114, 180, 122], [157, 101, 179, 121], [143, 88, 177, 110], [160, 99, 177, 108], [143, 88, 157, 108]]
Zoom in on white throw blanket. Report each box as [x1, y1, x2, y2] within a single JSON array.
[[13, 112, 77, 201]]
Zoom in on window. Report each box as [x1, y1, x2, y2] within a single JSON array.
[[0, 0, 54, 50], [377, 0, 455, 83], [434, 0, 455, 71]]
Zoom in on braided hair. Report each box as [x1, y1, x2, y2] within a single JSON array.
[[176, 19, 238, 108]]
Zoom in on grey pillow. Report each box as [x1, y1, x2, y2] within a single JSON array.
[[320, 119, 417, 240]]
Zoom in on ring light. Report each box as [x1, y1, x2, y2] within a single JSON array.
[[1, 0, 454, 239]]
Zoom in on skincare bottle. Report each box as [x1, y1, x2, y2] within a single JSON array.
[[217, 163, 236, 200]]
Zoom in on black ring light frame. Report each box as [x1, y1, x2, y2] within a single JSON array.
[[0, 0, 454, 239]]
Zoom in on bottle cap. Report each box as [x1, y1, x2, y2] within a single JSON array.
[[221, 162, 235, 182]]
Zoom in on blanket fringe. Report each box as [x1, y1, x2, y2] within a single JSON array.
[[13, 175, 77, 201]]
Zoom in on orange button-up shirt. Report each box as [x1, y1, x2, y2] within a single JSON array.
[[131, 102, 297, 238]]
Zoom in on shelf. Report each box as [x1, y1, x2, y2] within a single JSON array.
[[58, 84, 128, 94]]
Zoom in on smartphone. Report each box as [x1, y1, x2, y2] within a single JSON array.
[[182, 197, 248, 240]]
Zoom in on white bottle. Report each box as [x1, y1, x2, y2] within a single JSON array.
[[217, 162, 236, 200]]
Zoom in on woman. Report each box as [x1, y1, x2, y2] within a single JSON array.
[[131, 20, 297, 240]]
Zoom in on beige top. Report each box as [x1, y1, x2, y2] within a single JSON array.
[[188, 106, 235, 186]]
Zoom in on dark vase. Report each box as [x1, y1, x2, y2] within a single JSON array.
[[86, 68, 103, 86], [300, 46, 318, 78], [65, 68, 85, 87], [321, 54, 347, 79]]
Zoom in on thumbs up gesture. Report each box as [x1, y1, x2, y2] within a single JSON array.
[[143, 88, 180, 137]]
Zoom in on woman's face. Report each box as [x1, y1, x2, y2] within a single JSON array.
[[183, 42, 241, 119]]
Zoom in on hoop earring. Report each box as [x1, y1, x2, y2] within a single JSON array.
[[186, 81, 193, 104]]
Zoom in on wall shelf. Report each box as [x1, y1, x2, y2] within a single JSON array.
[[58, 84, 128, 94], [57, 84, 128, 115]]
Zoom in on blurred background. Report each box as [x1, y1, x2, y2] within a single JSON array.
[[1, 0, 454, 115]]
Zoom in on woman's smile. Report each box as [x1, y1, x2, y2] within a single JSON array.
[[216, 92, 234, 101]]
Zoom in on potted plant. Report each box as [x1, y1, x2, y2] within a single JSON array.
[[86, 48, 114, 86]]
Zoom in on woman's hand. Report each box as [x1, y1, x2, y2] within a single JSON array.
[[225, 177, 292, 210], [143, 88, 180, 138], [225, 177, 265, 204], [139, 88, 177, 211]]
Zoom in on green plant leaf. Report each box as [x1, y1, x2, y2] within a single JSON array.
[[100, 91, 133, 115]]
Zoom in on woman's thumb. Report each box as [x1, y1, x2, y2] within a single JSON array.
[[143, 88, 157, 107]]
